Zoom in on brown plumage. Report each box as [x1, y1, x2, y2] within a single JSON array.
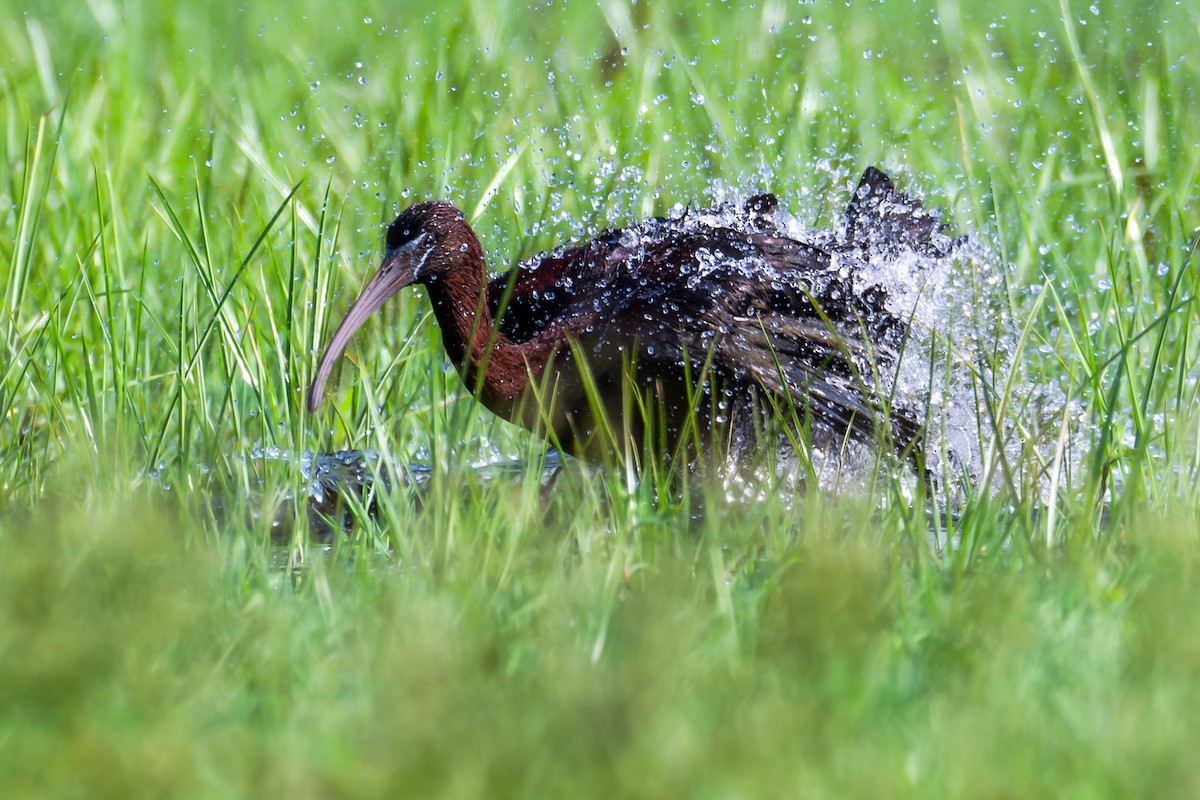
[[309, 168, 959, 467]]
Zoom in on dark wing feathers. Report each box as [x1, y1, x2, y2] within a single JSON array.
[[488, 229, 626, 343], [580, 228, 910, 446]]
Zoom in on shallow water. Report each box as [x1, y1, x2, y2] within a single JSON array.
[[223, 445, 566, 542]]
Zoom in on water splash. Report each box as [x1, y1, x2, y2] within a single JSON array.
[[607, 169, 1086, 506]]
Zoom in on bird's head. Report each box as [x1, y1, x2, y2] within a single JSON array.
[[307, 201, 477, 412]]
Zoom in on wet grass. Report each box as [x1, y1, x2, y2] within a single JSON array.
[[2, 0, 1199, 796]]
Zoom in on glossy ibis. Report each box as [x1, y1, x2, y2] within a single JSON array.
[[308, 168, 959, 468]]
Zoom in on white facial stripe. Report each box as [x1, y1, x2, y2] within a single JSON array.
[[410, 232, 434, 279]]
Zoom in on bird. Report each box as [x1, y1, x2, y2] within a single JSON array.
[[308, 167, 959, 470]]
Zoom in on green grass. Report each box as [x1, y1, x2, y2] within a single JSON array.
[[2, 0, 1199, 796]]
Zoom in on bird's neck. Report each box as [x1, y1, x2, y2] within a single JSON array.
[[422, 243, 543, 409]]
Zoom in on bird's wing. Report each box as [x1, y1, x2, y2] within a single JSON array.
[[714, 310, 919, 447], [588, 233, 913, 446]]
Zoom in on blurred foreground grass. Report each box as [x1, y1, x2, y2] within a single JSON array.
[[2, 0, 1200, 796], [4, 472, 1200, 797]]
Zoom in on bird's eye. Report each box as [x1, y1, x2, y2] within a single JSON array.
[[387, 223, 420, 251]]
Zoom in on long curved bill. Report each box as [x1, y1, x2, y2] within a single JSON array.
[[307, 248, 421, 412]]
